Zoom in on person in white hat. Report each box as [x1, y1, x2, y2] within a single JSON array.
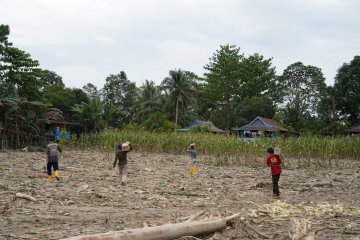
[[187, 143, 198, 174]]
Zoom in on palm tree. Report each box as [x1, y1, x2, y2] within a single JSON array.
[[137, 80, 162, 122], [72, 97, 104, 132], [161, 69, 196, 132]]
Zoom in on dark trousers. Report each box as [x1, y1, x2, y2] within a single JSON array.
[[272, 174, 280, 196], [47, 161, 59, 176]]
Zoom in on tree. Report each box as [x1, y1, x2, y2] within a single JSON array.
[[233, 96, 276, 127], [43, 85, 89, 121], [334, 56, 360, 126], [82, 83, 99, 99], [102, 71, 137, 126], [240, 53, 278, 102], [0, 25, 46, 148], [203, 45, 243, 129], [161, 69, 196, 131], [40, 69, 64, 86], [136, 80, 162, 122], [278, 62, 327, 132], [72, 97, 104, 132]]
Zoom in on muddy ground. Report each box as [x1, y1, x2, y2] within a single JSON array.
[[0, 150, 359, 240]]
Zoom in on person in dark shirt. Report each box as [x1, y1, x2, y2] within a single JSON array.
[[266, 147, 282, 199], [187, 143, 198, 174], [45, 140, 62, 182], [113, 142, 132, 186]]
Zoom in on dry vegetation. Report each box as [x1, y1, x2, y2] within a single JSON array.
[[0, 150, 359, 240]]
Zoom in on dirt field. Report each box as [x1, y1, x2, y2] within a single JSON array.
[[0, 150, 359, 240]]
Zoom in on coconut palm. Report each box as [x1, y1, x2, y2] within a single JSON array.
[[161, 69, 196, 132], [137, 80, 162, 122]]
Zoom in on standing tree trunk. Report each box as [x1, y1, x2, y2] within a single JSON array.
[[174, 97, 179, 132]]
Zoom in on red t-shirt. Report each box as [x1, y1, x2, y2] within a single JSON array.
[[267, 154, 282, 175]]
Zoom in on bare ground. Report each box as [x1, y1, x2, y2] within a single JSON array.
[[0, 150, 359, 240]]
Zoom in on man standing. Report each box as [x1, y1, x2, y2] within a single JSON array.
[[113, 142, 132, 186], [45, 140, 62, 182]]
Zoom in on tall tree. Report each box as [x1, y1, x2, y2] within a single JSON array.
[[136, 80, 162, 122], [72, 97, 104, 132], [102, 71, 137, 126], [82, 83, 99, 99], [203, 45, 243, 129], [40, 70, 64, 86], [240, 53, 278, 102], [161, 69, 196, 131], [334, 56, 360, 126], [278, 62, 327, 131]]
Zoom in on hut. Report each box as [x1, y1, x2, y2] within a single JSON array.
[[232, 116, 299, 141], [44, 111, 80, 141], [177, 120, 228, 135], [346, 124, 360, 136]]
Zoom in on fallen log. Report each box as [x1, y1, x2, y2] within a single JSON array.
[[62, 213, 241, 240]]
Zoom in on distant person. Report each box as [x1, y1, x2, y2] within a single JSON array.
[[187, 143, 198, 174], [45, 140, 62, 182], [266, 147, 282, 199], [113, 142, 132, 186], [54, 127, 61, 141]]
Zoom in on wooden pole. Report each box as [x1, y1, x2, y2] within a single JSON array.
[[62, 217, 232, 240]]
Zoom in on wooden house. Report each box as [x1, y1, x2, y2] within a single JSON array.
[[232, 116, 299, 141]]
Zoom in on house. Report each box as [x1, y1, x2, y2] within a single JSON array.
[[177, 120, 228, 135], [232, 116, 299, 140], [346, 124, 360, 136], [44, 111, 80, 141]]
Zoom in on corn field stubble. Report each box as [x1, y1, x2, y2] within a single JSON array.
[[66, 130, 360, 169]]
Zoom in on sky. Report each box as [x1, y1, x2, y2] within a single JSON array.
[[1, 0, 359, 89]]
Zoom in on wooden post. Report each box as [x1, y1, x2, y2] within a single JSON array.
[[62, 217, 230, 240]]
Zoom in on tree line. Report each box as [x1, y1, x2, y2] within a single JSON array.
[[1, 24, 359, 148]]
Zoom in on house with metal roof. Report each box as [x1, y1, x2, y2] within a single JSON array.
[[232, 116, 299, 140], [346, 124, 360, 136], [177, 120, 228, 135]]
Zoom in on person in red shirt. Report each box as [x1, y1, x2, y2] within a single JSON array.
[[266, 147, 282, 198]]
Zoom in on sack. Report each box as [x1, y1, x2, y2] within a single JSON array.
[[121, 143, 130, 152]]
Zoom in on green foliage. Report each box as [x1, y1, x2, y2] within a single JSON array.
[[202, 45, 278, 130], [72, 97, 104, 132], [233, 96, 276, 127], [136, 80, 162, 122], [161, 69, 197, 131], [279, 62, 327, 132], [203, 45, 243, 129], [334, 56, 360, 125], [141, 113, 176, 132], [102, 71, 137, 126]]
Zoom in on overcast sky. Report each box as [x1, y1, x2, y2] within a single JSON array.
[[1, 0, 359, 89]]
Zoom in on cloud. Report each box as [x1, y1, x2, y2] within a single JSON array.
[[0, 0, 359, 88]]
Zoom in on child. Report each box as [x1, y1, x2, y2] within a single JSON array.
[[45, 139, 62, 182], [187, 143, 198, 174], [266, 147, 282, 199], [113, 142, 132, 186]]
